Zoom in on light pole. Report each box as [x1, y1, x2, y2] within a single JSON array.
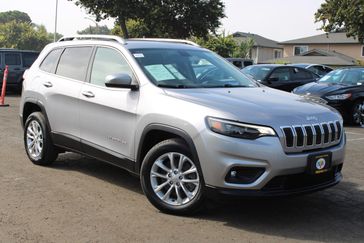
[[54, 0, 59, 42], [84, 17, 99, 34]]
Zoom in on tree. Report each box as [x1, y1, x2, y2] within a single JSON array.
[[0, 10, 32, 24], [192, 32, 237, 57], [69, 0, 225, 39], [233, 38, 255, 58], [315, 0, 364, 42], [77, 25, 111, 35], [112, 19, 149, 38], [0, 21, 50, 51]]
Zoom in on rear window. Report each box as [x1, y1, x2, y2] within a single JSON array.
[[291, 68, 314, 80], [5, 53, 21, 65], [56, 47, 93, 81], [40, 49, 63, 74], [22, 52, 39, 68]]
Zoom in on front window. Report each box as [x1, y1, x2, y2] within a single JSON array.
[[130, 48, 256, 88], [319, 69, 364, 85], [242, 66, 273, 81], [294, 46, 308, 56]]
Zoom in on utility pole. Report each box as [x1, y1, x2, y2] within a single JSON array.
[[54, 0, 59, 42]]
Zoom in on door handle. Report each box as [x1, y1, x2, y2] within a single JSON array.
[[82, 91, 95, 98], [43, 81, 53, 88]]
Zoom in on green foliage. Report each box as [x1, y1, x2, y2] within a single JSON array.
[[112, 19, 149, 38], [232, 38, 255, 58], [192, 33, 237, 57], [77, 25, 111, 35], [0, 10, 31, 24], [0, 21, 50, 51], [315, 0, 364, 42], [69, 0, 225, 39]]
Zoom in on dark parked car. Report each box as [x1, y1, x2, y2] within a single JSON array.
[[226, 58, 253, 69], [0, 49, 39, 92], [241, 64, 320, 92], [293, 63, 333, 77], [293, 67, 364, 125]]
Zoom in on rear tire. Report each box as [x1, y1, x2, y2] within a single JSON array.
[[24, 112, 58, 165], [140, 138, 205, 215]]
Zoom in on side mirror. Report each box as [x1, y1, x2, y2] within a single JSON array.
[[105, 73, 139, 90]]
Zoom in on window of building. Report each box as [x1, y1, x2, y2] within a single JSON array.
[[274, 49, 282, 59], [293, 46, 308, 56], [362, 45, 364, 57], [56, 47, 93, 81]]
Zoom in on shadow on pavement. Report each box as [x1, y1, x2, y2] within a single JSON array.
[[50, 152, 363, 242]]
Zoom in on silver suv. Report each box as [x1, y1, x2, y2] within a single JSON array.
[[20, 35, 346, 215]]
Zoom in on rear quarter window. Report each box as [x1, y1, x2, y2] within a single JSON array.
[[40, 49, 63, 73], [22, 52, 39, 68], [5, 53, 21, 65]]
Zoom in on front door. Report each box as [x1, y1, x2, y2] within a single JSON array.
[[79, 46, 139, 163]]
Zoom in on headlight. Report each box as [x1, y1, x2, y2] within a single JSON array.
[[325, 93, 351, 100], [206, 117, 276, 140]]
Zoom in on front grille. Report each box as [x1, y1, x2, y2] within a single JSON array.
[[280, 121, 342, 153]]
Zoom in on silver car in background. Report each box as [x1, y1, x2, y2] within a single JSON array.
[[20, 35, 345, 215]]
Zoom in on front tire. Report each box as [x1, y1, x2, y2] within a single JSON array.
[[24, 112, 58, 165], [351, 99, 364, 126], [140, 138, 205, 215]]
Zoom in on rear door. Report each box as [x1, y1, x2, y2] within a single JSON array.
[[290, 67, 318, 90], [79, 46, 139, 163], [38, 46, 93, 146]]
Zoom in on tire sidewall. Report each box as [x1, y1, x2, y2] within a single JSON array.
[[24, 112, 50, 164], [140, 139, 205, 214]]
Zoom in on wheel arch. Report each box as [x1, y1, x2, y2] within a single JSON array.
[[136, 124, 200, 175], [22, 101, 52, 131]]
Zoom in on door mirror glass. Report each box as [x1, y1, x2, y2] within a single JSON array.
[[105, 73, 138, 90]]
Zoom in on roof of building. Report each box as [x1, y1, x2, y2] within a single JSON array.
[[280, 32, 359, 45], [232, 32, 282, 49], [263, 49, 357, 66]]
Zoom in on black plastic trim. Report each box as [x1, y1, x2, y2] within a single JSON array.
[[136, 124, 200, 175], [52, 132, 136, 174], [205, 172, 342, 199]]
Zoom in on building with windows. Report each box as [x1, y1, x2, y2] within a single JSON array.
[[232, 32, 283, 64], [280, 32, 364, 62]]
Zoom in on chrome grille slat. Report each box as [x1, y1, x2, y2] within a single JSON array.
[[280, 120, 343, 153]]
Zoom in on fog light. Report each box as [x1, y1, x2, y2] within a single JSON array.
[[225, 167, 265, 184]]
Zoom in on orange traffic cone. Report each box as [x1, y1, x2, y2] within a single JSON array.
[[0, 65, 9, 107]]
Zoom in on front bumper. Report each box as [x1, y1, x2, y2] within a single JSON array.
[[194, 129, 346, 193], [205, 164, 342, 198]]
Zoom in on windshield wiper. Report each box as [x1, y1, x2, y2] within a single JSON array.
[[156, 84, 196, 89]]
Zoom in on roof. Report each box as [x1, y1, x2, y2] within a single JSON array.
[[280, 32, 359, 45], [263, 49, 357, 66], [125, 40, 201, 50], [232, 32, 282, 49]]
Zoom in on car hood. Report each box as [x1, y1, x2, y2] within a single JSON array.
[[164, 87, 341, 126], [294, 82, 352, 96]]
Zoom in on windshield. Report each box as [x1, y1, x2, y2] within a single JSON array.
[[319, 69, 364, 85], [130, 48, 257, 88], [241, 66, 273, 81]]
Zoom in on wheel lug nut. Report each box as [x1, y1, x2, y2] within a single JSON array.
[[176, 182, 180, 187], [168, 173, 172, 177], [179, 176, 183, 180], [169, 181, 173, 185], [174, 170, 178, 175]]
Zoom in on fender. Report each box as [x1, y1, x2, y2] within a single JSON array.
[[135, 124, 200, 175]]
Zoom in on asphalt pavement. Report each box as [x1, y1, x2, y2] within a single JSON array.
[[0, 96, 363, 242]]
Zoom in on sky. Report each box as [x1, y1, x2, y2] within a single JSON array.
[[0, 0, 326, 42]]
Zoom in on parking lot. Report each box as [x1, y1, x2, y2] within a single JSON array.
[[0, 95, 363, 242]]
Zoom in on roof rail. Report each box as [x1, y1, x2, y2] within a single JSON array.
[[58, 35, 125, 44], [129, 38, 200, 47]]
